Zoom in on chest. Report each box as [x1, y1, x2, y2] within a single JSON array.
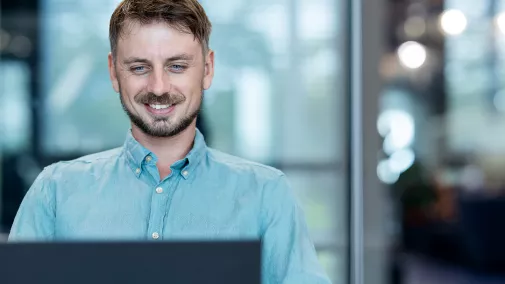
[[53, 177, 262, 240]]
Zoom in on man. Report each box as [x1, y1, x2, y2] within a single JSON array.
[[9, 0, 332, 283]]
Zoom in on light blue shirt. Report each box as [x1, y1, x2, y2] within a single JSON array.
[[9, 129, 331, 283]]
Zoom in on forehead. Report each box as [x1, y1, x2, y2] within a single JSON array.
[[116, 20, 202, 59]]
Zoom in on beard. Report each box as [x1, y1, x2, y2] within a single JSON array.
[[119, 86, 202, 138]]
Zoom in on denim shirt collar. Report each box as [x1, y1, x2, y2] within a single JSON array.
[[122, 128, 207, 179]]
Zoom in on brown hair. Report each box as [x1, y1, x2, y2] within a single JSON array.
[[109, 0, 212, 58]]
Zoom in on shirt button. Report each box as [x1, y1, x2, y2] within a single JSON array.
[[182, 170, 189, 177], [152, 232, 159, 239], [155, 187, 163, 194], [135, 168, 141, 174], [145, 155, 152, 162]]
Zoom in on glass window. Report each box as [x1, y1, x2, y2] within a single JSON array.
[[40, 0, 128, 155], [0, 60, 31, 153], [202, 0, 345, 164]]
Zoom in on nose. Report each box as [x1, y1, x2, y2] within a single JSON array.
[[146, 68, 171, 96]]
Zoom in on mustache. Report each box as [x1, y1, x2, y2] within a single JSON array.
[[134, 93, 185, 105]]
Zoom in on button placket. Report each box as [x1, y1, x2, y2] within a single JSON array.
[[147, 172, 182, 241]]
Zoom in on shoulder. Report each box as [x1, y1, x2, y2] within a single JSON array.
[[41, 147, 123, 181], [204, 148, 295, 215], [61, 147, 123, 165], [205, 148, 286, 184]]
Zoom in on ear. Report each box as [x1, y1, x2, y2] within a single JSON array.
[[108, 52, 120, 93], [202, 49, 214, 90]]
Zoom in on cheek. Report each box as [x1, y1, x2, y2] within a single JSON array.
[[171, 81, 196, 99], [174, 73, 204, 98], [120, 76, 146, 100]]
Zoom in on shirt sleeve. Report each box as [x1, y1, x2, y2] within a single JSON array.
[[260, 173, 332, 284], [8, 166, 56, 242]]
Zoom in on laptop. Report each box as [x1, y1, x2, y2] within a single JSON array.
[[0, 240, 261, 284]]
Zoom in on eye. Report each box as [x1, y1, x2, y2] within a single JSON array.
[[170, 64, 186, 73], [131, 66, 148, 74]]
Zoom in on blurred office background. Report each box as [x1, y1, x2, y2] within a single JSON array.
[[4, 0, 505, 283]]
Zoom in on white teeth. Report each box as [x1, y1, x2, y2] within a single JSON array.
[[149, 104, 172, 110]]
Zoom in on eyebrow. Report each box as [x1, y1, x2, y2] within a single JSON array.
[[123, 57, 150, 65], [166, 53, 194, 62], [123, 53, 195, 65]]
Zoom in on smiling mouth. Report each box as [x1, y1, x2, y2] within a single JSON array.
[[145, 103, 176, 115], [148, 104, 172, 109]]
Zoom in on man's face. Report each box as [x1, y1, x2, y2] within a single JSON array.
[[108, 21, 214, 137]]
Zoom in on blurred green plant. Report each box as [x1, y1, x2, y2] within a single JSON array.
[[392, 161, 437, 211]]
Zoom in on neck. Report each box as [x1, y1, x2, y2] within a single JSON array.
[[131, 122, 196, 168]]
